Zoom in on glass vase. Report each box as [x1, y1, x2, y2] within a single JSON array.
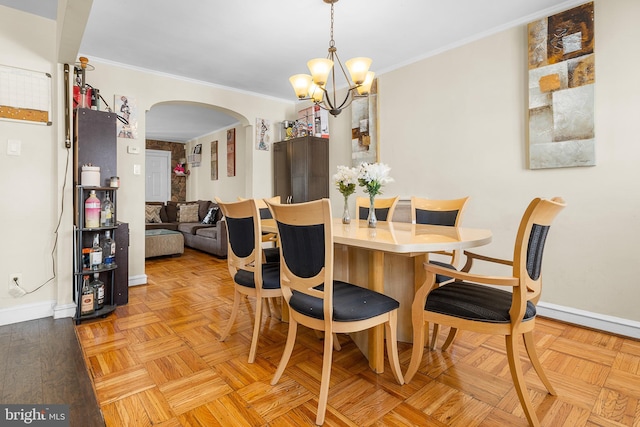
[[367, 195, 377, 228], [342, 195, 351, 224]]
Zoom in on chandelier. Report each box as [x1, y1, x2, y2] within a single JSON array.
[[289, 0, 374, 117]]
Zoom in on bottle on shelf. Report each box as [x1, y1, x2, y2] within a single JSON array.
[[102, 230, 116, 266], [82, 247, 91, 269], [90, 233, 102, 270], [91, 273, 105, 310], [85, 190, 101, 228], [80, 275, 95, 315], [101, 192, 114, 226]]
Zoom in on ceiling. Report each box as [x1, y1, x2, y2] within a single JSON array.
[[1, 0, 584, 143]]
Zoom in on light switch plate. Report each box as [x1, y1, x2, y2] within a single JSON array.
[[133, 164, 141, 175], [7, 139, 21, 156]]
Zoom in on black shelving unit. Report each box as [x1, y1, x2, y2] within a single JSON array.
[[73, 185, 118, 324]]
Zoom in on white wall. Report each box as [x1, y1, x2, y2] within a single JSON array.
[[0, 7, 69, 320]]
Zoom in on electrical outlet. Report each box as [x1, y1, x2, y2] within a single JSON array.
[[8, 273, 26, 297], [9, 273, 22, 289]]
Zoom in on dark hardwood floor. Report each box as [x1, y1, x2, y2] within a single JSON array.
[[0, 317, 104, 426]]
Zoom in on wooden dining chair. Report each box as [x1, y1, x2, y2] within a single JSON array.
[[411, 196, 469, 348], [215, 197, 282, 363], [266, 198, 404, 425], [355, 195, 399, 221], [405, 197, 566, 427], [238, 196, 280, 262]]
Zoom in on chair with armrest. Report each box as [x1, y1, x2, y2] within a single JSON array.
[[404, 197, 566, 427], [267, 198, 404, 425], [410, 196, 469, 348], [355, 195, 399, 221], [215, 197, 282, 363]]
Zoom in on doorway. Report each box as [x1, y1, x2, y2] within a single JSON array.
[[145, 149, 171, 202]]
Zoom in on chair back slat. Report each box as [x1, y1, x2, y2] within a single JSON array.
[[526, 224, 550, 281], [277, 223, 325, 278], [355, 196, 399, 221], [227, 217, 255, 258], [358, 206, 390, 221], [415, 209, 459, 226], [513, 197, 566, 302]]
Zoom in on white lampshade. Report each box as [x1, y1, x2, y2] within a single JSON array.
[[289, 74, 313, 99], [356, 71, 375, 95], [307, 58, 334, 86], [345, 57, 372, 85]]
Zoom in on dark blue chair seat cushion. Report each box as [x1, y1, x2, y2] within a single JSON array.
[[263, 247, 280, 263], [429, 260, 456, 283], [425, 282, 536, 323], [289, 280, 400, 321], [234, 262, 281, 290]]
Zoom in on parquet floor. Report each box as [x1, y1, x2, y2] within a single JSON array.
[[75, 248, 640, 426]]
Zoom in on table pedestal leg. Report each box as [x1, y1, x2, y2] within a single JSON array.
[[368, 251, 385, 373]]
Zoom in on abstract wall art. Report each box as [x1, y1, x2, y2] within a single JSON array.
[[351, 79, 379, 167], [527, 2, 595, 169]]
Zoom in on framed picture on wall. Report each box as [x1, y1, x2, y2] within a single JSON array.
[[115, 95, 138, 139], [227, 129, 236, 177], [211, 140, 218, 180]]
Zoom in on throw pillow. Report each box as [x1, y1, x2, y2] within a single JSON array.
[[145, 205, 162, 223], [201, 206, 219, 224], [179, 203, 200, 223]]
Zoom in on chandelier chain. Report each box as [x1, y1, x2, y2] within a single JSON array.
[[329, 2, 335, 48]]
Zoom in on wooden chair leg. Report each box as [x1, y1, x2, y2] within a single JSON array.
[[247, 295, 264, 364], [430, 324, 440, 349], [384, 311, 404, 385], [315, 330, 334, 426], [271, 318, 298, 385], [269, 297, 282, 320], [263, 298, 272, 318], [506, 334, 540, 427], [314, 330, 341, 351], [404, 318, 427, 383], [441, 327, 459, 351], [523, 331, 556, 395], [219, 289, 241, 341]]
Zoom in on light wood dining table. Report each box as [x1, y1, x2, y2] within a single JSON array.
[[262, 218, 492, 373]]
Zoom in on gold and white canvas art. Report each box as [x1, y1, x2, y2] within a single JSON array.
[[527, 2, 595, 169]]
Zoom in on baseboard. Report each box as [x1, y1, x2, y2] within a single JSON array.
[[537, 301, 640, 339], [129, 274, 147, 287], [53, 302, 76, 320], [0, 300, 56, 326]]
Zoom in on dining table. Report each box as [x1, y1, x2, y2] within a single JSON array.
[[262, 218, 492, 373]]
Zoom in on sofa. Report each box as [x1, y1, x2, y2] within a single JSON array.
[[145, 200, 227, 258]]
